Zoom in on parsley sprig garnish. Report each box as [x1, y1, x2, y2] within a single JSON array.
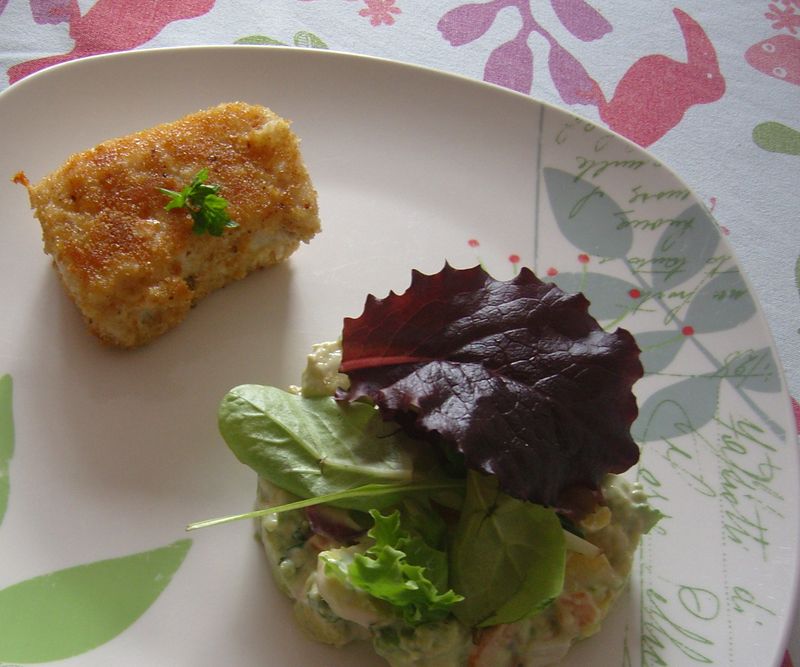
[[159, 168, 238, 236]]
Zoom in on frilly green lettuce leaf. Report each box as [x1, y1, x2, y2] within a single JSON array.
[[328, 510, 462, 626]]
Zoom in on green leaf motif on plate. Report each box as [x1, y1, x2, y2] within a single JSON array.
[[634, 330, 686, 374], [543, 167, 632, 258], [294, 31, 328, 49], [684, 270, 755, 334], [549, 271, 639, 323], [634, 375, 721, 442], [718, 346, 782, 394], [0, 539, 191, 663], [648, 203, 719, 291], [234, 32, 328, 49], [0, 374, 13, 527]]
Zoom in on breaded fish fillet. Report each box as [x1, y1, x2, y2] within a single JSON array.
[[17, 102, 320, 347]]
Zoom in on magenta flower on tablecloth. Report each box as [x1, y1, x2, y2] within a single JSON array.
[[358, 0, 400, 26]]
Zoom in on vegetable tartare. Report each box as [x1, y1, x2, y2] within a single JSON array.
[[209, 264, 661, 666]]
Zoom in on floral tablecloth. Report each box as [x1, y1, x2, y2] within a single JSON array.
[[1, 0, 798, 664]]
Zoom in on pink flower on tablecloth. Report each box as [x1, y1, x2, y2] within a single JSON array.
[[766, 1, 800, 34], [299, 0, 401, 27], [359, 0, 400, 26]]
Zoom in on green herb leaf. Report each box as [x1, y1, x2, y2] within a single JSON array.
[[450, 471, 566, 628], [159, 188, 186, 210], [218, 386, 434, 511], [159, 168, 237, 236], [326, 510, 463, 626]]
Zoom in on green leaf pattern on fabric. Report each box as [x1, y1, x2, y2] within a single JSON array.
[[234, 31, 328, 49], [752, 121, 800, 156]]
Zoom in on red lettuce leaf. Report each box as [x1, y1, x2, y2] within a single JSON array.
[[338, 264, 642, 509]]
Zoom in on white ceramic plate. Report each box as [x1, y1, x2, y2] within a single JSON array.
[[0, 46, 796, 667]]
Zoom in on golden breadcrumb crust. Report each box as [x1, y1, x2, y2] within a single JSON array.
[[17, 102, 321, 347]]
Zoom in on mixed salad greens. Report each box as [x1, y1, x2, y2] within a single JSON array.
[[198, 264, 660, 658]]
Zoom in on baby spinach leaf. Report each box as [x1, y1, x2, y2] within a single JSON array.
[[325, 509, 462, 625], [450, 472, 565, 628], [219, 386, 424, 510]]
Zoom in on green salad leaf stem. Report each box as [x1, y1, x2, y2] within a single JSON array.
[[186, 480, 464, 532]]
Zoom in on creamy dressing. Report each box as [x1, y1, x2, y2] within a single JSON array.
[[295, 340, 350, 397]]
